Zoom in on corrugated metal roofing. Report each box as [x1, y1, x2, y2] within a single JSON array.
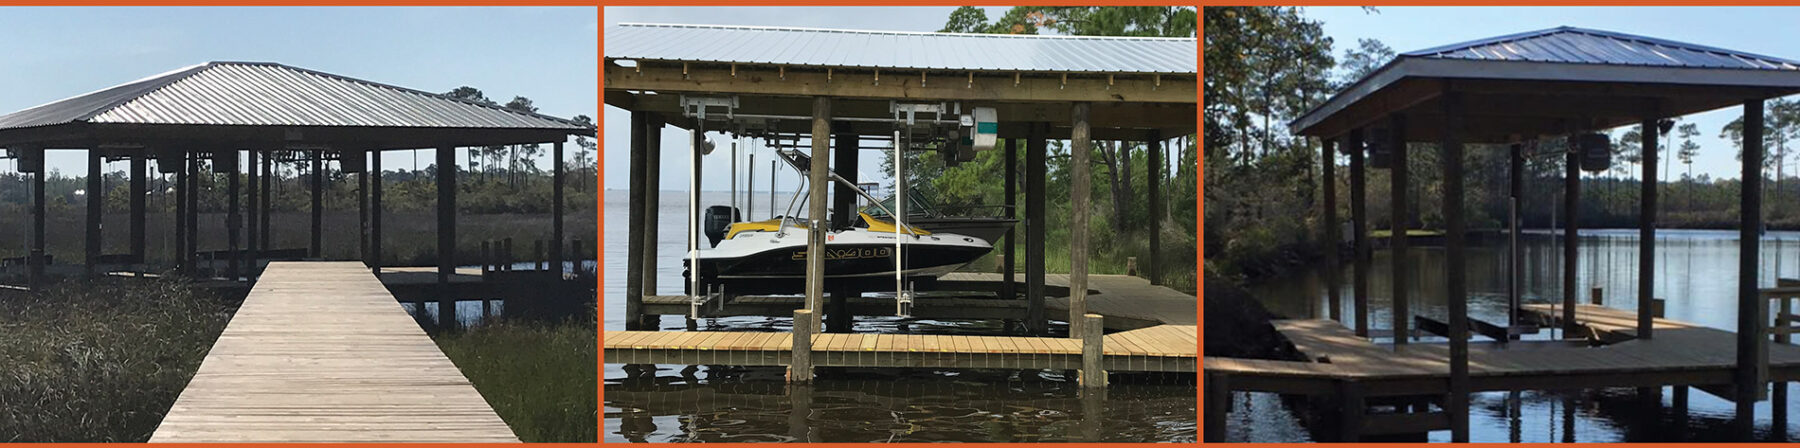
[[1404, 26, 1800, 70], [604, 22, 1196, 74], [0, 62, 592, 132]]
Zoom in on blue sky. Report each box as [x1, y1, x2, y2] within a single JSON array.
[[600, 6, 1008, 192], [0, 6, 597, 176], [1305, 6, 1800, 180]]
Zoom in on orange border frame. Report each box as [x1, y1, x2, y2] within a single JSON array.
[[0, 3, 1206, 446]]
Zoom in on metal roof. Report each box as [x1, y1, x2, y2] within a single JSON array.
[[604, 23, 1196, 75], [1404, 26, 1800, 70], [0, 62, 592, 132]]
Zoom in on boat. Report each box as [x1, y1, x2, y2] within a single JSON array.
[[684, 213, 992, 295], [861, 190, 1017, 244]]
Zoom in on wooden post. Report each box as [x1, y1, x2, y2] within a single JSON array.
[[1509, 143, 1523, 334], [1069, 102, 1092, 337], [643, 115, 664, 317], [626, 112, 648, 331], [85, 148, 102, 278], [805, 96, 831, 333], [246, 151, 257, 259], [1204, 372, 1229, 442], [1350, 129, 1369, 337], [1565, 136, 1582, 336], [1147, 130, 1163, 286], [1780, 296, 1793, 440], [175, 152, 188, 274], [1640, 118, 1658, 340], [29, 152, 45, 287], [1323, 137, 1340, 322], [436, 145, 458, 330], [227, 149, 241, 280], [1389, 114, 1410, 345], [185, 156, 198, 272], [790, 309, 815, 383], [1026, 123, 1049, 334], [1003, 137, 1017, 300], [552, 141, 565, 270], [829, 125, 858, 333], [311, 149, 323, 258], [1592, 287, 1603, 306], [1337, 380, 1364, 442], [1441, 90, 1470, 443], [259, 149, 271, 252], [358, 153, 367, 264], [370, 148, 382, 272], [1080, 313, 1105, 388], [1737, 98, 1767, 438], [131, 153, 147, 265]]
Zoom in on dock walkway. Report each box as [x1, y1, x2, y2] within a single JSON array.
[[151, 261, 516, 443]]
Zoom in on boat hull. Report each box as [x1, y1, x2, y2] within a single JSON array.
[[683, 230, 991, 295]]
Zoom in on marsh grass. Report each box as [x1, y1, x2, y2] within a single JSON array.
[[434, 316, 598, 443], [0, 277, 235, 442]]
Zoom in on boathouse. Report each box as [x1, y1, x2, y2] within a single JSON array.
[[604, 23, 1198, 385], [0, 61, 596, 328], [1206, 27, 1800, 442]]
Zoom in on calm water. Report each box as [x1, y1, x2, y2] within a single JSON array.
[[1238, 229, 1800, 442], [601, 190, 1197, 443]]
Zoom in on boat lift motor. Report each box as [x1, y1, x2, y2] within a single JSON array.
[[1576, 132, 1612, 172], [703, 205, 740, 247]]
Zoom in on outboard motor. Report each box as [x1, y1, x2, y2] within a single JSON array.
[[703, 205, 741, 247]]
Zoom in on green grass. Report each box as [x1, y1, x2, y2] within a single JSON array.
[[434, 317, 598, 443], [0, 277, 234, 442]]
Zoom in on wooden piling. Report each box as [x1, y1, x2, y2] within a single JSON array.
[[1592, 287, 1603, 306], [552, 141, 565, 270], [131, 153, 147, 264], [1025, 123, 1049, 334], [259, 149, 271, 251], [370, 148, 382, 272], [643, 115, 664, 325], [791, 309, 815, 383], [1640, 118, 1659, 339], [829, 125, 857, 333], [1350, 129, 1369, 337], [1147, 131, 1163, 286], [1389, 114, 1410, 345], [1323, 137, 1339, 322], [627, 111, 648, 331], [85, 148, 102, 278], [805, 97, 831, 332], [29, 150, 45, 287], [311, 149, 323, 258], [1003, 137, 1017, 299], [1564, 137, 1581, 336], [227, 149, 241, 280], [185, 156, 198, 272], [436, 145, 457, 329], [1080, 313, 1105, 388], [1442, 90, 1470, 443], [175, 152, 188, 274], [1204, 372, 1229, 442], [1069, 102, 1092, 337], [1738, 99, 1767, 437], [1337, 380, 1364, 442], [246, 150, 258, 262]]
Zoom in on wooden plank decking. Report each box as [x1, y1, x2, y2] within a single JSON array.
[[151, 261, 516, 443], [603, 324, 1196, 372], [1206, 305, 1800, 397]]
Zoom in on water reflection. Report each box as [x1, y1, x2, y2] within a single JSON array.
[[1239, 229, 1800, 442]]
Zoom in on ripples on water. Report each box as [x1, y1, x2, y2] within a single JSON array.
[[602, 191, 1197, 442], [1241, 229, 1800, 442]]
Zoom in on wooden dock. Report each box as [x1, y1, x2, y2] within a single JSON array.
[[1204, 303, 1800, 441], [611, 273, 1197, 385], [604, 324, 1196, 372], [151, 261, 516, 443]]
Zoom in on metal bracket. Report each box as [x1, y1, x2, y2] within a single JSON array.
[[890, 102, 949, 126], [680, 95, 739, 121], [896, 289, 914, 318]]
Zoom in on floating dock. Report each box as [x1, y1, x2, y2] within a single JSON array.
[[151, 262, 516, 443]]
